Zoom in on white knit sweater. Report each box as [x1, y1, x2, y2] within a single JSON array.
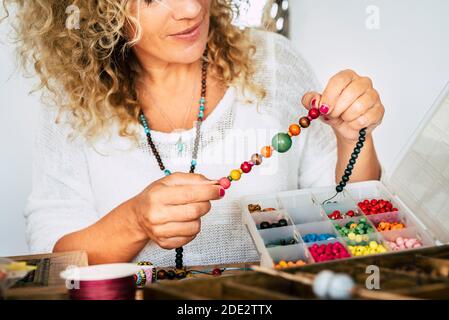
[[25, 29, 337, 266]]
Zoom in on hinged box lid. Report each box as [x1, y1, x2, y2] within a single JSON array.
[[384, 82, 449, 243]]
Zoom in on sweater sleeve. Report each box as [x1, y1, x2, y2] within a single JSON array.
[[271, 32, 338, 189], [24, 106, 99, 254]]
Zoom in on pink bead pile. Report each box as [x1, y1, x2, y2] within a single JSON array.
[[309, 242, 351, 262], [386, 237, 422, 251]]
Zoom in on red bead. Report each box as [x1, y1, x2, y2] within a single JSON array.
[[308, 108, 320, 120], [212, 268, 222, 276], [240, 161, 252, 173], [218, 177, 231, 189]]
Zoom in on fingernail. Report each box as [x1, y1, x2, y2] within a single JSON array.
[[219, 187, 225, 198], [319, 104, 329, 115], [311, 98, 317, 108]]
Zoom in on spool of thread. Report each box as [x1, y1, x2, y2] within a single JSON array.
[[69, 277, 136, 300], [60, 263, 144, 300]]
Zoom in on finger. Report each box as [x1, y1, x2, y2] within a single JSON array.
[[334, 78, 374, 120], [346, 103, 385, 131], [153, 219, 201, 238], [162, 172, 218, 186], [301, 91, 321, 110], [340, 89, 378, 123], [157, 236, 197, 250], [319, 70, 360, 117], [152, 201, 211, 224], [159, 183, 222, 205]]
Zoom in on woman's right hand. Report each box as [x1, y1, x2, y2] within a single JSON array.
[[131, 172, 222, 249]]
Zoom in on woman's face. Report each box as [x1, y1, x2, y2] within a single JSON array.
[[131, 0, 211, 65]]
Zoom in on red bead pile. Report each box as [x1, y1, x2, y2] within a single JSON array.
[[309, 242, 351, 262], [328, 209, 357, 220], [357, 199, 398, 215]]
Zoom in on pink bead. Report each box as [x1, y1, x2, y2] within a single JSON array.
[[406, 238, 419, 248], [218, 177, 231, 189], [240, 161, 252, 173], [396, 237, 404, 246], [413, 243, 422, 248]]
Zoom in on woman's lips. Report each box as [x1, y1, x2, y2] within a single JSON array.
[[169, 21, 202, 41]]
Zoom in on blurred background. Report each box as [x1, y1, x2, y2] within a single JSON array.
[[1, 0, 448, 256]]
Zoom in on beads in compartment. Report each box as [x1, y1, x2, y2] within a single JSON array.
[[260, 219, 288, 229], [376, 221, 405, 232], [274, 260, 307, 269], [247, 204, 276, 213], [386, 237, 423, 251], [309, 242, 351, 262], [302, 233, 336, 243], [347, 241, 387, 256], [328, 209, 359, 220], [266, 238, 298, 248], [334, 218, 375, 237], [357, 199, 398, 215]]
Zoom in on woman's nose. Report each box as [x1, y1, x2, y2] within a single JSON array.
[[170, 0, 203, 20]]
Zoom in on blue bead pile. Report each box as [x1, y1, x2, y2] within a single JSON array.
[[302, 233, 336, 243]]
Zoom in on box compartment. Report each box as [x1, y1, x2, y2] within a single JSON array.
[[296, 221, 338, 243], [259, 225, 301, 248]]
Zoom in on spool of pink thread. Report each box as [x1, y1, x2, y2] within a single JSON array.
[[60, 263, 145, 300]]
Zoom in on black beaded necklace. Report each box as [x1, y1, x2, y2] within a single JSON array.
[[322, 128, 367, 204], [139, 50, 209, 272]]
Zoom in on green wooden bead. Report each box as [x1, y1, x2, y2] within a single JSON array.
[[271, 133, 292, 153]]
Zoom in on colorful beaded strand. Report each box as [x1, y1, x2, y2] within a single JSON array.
[[218, 106, 367, 203]]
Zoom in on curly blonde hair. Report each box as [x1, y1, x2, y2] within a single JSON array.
[[3, 0, 265, 140]]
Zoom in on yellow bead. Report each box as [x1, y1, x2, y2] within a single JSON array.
[[230, 169, 241, 181], [355, 235, 363, 243], [369, 241, 378, 249], [279, 260, 288, 268], [362, 235, 369, 242], [350, 223, 357, 229], [348, 232, 356, 240]]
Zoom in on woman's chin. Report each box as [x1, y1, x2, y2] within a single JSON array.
[[167, 44, 208, 64]]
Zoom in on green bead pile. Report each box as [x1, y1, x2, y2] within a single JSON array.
[[334, 218, 375, 237]]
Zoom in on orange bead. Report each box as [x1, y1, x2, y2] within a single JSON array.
[[391, 223, 404, 230], [289, 124, 301, 136], [295, 260, 306, 266], [261, 146, 272, 158]]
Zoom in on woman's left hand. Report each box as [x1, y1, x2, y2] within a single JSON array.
[[302, 69, 385, 141]]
